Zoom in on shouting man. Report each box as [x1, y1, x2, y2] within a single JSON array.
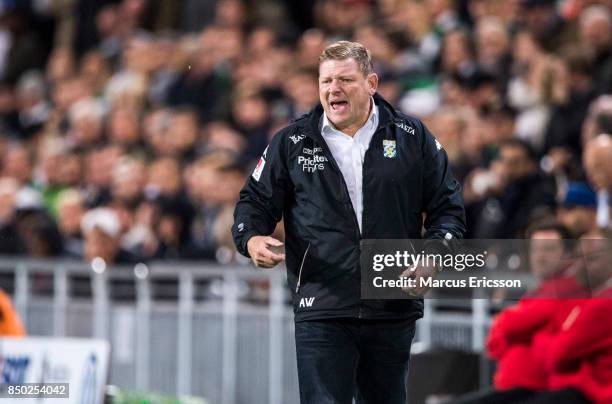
[[233, 41, 465, 404]]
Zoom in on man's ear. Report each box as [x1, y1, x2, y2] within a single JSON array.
[[367, 73, 378, 96]]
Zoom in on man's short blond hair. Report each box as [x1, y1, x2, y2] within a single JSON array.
[[319, 41, 373, 76]]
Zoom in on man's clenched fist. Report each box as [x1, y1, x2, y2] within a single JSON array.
[[247, 236, 286, 268]]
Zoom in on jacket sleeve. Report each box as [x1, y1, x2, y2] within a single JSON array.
[[487, 299, 559, 359], [419, 122, 466, 240], [545, 300, 612, 372], [232, 132, 290, 257]]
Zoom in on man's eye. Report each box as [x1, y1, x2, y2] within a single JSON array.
[[342, 78, 352, 82]]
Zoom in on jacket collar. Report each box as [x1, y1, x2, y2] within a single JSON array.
[[304, 93, 398, 141]]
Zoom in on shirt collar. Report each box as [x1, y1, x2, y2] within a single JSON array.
[[321, 97, 378, 136]]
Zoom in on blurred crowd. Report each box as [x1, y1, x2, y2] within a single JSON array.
[[0, 0, 612, 266]]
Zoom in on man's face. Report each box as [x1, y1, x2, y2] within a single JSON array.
[[580, 237, 611, 290], [529, 230, 566, 280], [84, 228, 118, 264], [584, 143, 612, 191], [580, 17, 611, 54], [319, 58, 377, 134], [498, 145, 532, 183]]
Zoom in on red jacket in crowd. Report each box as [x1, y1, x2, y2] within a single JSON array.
[[487, 276, 588, 390], [540, 287, 612, 404]]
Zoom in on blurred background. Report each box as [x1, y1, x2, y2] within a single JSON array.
[[0, 0, 611, 403]]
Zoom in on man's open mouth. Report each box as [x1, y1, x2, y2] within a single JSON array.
[[330, 100, 349, 111]]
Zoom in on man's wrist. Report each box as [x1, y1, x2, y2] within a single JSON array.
[[242, 232, 259, 258]]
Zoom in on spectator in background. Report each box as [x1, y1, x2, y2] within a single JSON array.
[[283, 69, 320, 119], [583, 134, 612, 230], [0, 84, 19, 136], [579, 5, 612, 94], [474, 16, 511, 88], [15, 209, 63, 257], [68, 97, 106, 149], [543, 48, 597, 169], [530, 230, 612, 404], [466, 139, 556, 238], [79, 50, 111, 96], [231, 90, 273, 159], [45, 47, 76, 88], [165, 29, 230, 122], [581, 95, 612, 145], [82, 144, 123, 207], [517, 0, 569, 53], [108, 108, 143, 151], [33, 136, 69, 216], [0, 177, 20, 254], [202, 121, 245, 157], [419, 0, 462, 69], [2, 142, 33, 185], [166, 107, 199, 160], [439, 28, 476, 77], [507, 29, 565, 153], [110, 157, 147, 209], [0, 3, 46, 85], [152, 198, 192, 259], [0, 0, 611, 271], [457, 219, 588, 404], [557, 182, 597, 239], [81, 207, 140, 265], [56, 188, 85, 258], [424, 106, 475, 182], [15, 71, 49, 139], [184, 153, 240, 259]]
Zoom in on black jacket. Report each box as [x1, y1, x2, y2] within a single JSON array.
[[233, 94, 466, 322]]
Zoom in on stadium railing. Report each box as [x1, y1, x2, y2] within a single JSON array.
[[0, 257, 508, 404]]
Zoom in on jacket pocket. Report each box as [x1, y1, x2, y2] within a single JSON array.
[[295, 243, 311, 293]]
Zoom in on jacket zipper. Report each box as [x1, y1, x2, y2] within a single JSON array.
[[295, 242, 311, 293]]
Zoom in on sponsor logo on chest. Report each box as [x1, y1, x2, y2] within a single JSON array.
[[298, 147, 328, 173]]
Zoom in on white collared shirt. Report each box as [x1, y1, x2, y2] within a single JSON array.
[[320, 99, 379, 233]]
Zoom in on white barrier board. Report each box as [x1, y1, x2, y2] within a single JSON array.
[[0, 337, 110, 404]]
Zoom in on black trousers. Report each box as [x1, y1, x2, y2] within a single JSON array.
[[294, 318, 417, 404]]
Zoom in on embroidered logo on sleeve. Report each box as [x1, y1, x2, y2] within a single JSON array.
[[252, 157, 266, 181], [435, 139, 443, 151]]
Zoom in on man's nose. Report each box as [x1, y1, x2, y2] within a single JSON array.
[[328, 82, 341, 94]]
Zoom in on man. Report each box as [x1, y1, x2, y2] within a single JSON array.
[[579, 5, 612, 94], [457, 220, 589, 404], [487, 220, 585, 393], [468, 139, 556, 238], [81, 207, 139, 265], [232, 41, 465, 404], [583, 134, 612, 230]]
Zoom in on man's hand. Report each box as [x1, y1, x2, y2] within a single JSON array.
[[247, 236, 286, 268], [401, 265, 438, 297]]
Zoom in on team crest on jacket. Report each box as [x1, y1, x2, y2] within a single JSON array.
[[383, 140, 397, 158]]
